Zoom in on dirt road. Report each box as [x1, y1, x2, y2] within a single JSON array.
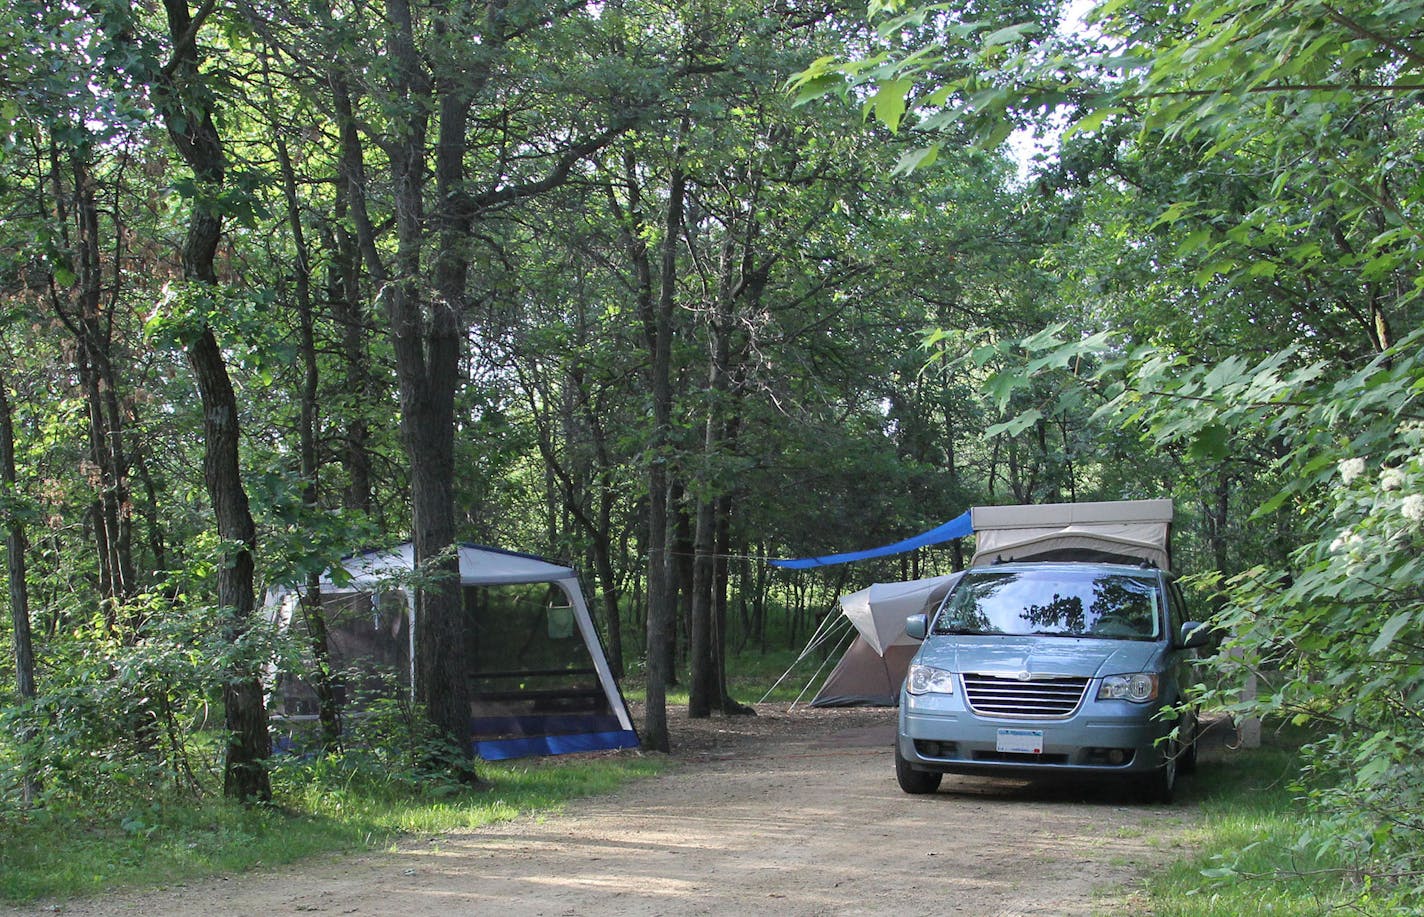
[[30, 704, 1215, 916]]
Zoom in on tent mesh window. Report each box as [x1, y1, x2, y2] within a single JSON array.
[[464, 583, 621, 745], [275, 590, 412, 717]]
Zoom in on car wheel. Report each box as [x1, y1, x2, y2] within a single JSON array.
[[1137, 734, 1178, 804], [895, 743, 942, 795]]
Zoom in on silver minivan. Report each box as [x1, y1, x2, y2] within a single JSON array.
[[895, 559, 1207, 802]]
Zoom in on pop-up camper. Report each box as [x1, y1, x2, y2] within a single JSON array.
[[970, 499, 1173, 567]]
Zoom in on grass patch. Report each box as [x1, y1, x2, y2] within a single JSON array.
[[1141, 732, 1363, 916], [0, 753, 665, 904]]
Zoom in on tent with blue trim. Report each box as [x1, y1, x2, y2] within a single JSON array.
[[268, 543, 638, 760]]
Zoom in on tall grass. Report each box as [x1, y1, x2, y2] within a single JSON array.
[[1142, 729, 1370, 915]]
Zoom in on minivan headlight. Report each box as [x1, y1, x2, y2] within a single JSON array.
[[907, 664, 956, 696], [1097, 673, 1159, 703]]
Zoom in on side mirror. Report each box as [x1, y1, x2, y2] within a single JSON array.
[[905, 614, 928, 641], [1180, 621, 1210, 649]]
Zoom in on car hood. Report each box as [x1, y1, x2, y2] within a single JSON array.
[[915, 634, 1164, 679]]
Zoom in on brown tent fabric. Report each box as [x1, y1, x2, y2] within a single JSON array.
[[811, 639, 920, 707]]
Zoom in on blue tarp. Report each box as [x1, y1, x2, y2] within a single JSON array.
[[476, 729, 641, 761], [769, 509, 973, 569]]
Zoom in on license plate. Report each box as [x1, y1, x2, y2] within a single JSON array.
[[996, 728, 1044, 754]]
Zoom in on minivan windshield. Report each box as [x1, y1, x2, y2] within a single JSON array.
[[931, 568, 1163, 640]]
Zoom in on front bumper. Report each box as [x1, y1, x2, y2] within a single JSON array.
[[897, 687, 1171, 777]]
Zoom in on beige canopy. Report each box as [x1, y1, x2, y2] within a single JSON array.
[[969, 499, 1173, 568]]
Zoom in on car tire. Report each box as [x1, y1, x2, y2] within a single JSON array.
[[1136, 734, 1179, 804], [895, 743, 943, 795]]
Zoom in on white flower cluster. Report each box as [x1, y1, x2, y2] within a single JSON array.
[[1333, 455, 1423, 527], [1338, 457, 1366, 484]]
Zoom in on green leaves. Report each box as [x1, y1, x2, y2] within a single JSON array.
[[787, 3, 1062, 168], [870, 76, 915, 132], [0, 483, 41, 527], [1371, 612, 1415, 655]]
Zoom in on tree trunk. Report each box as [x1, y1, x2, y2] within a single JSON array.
[[156, 0, 271, 803], [640, 133, 688, 753], [1, 373, 39, 804], [689, 273, 737, 717], [579, 370, 626, 678], [593, 524, 625, 678], [48, 148, 138, 625], [185, 328, 273, 802], [670, 487, 693, 686], [379, 0, 476, 774], [327, 70, 378, 518], [688, 493, 716, 718]]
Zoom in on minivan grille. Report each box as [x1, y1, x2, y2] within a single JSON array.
[[962, 673, 1090, 719]]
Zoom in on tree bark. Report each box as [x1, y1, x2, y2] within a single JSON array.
[[378, 0, 475, 772], [688, 291, 734, 718], [327, 70, 376, 517], [640, 128, 688, 752], [46, 146, 138, 625], [156, 0, 271, 803]]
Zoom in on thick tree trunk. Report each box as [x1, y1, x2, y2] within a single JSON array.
[[386, 197, 472, 770], [688, 495, 716, 718], [712, 491, 738, 711], [185, 328, 272, 802], [157, 0, 271, 803], [406, 416, 468, 767], [378, 0, 476, 773], [670, 487, 693, 685], [688, 316, 730, 717]]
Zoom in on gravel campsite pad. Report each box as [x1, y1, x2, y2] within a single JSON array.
[[18, 704, 1223, 916]]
